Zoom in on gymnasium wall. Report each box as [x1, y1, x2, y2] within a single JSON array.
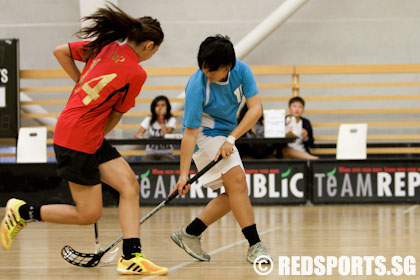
[[1, 0, 419, 68], [1, 0, 419, 137]]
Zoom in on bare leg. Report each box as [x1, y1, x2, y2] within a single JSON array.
[[222, 166, 255, 229], [282, 147, 319, 160], [197, 166, 254, 228], [198, 193, 230, 226], [40, 182, 102, 225], [99, 157, 140, 238], [41, 157, 140, 237]]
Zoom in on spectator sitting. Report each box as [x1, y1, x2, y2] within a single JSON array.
[[281, 96, 319, 160], [135, 95, 177, 160], [236, 104, 275, 159]]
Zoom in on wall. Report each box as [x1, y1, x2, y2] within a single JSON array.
[[1, 0, 419, 138], [2, 1, 420, 67]]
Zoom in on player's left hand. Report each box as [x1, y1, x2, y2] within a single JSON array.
[[214, 141, 234, 160]]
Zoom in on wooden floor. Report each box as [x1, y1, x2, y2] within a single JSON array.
[[0, 204, 419, 279]]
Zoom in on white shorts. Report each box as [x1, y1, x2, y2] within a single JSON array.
[[192, 133, 244, 190]]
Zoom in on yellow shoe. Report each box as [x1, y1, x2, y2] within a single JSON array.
[[117, 253, 168, 275], [1, 198, 27, 250]]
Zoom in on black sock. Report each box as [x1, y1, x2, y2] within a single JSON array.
[[185, 218, 207, 236], [123, 238, 141, 259], [242, 224, 261, 247], [19, 204, 42, 221]]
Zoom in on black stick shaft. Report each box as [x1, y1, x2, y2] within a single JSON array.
[[101, 156, 223, 255], [93, 223, 100, 256]]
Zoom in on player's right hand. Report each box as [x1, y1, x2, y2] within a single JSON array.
[[214, 141, 234, 160], [169, 174, 190, 197]]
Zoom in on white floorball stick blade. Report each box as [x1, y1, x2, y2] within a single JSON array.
[[101, 247, 119, 264]]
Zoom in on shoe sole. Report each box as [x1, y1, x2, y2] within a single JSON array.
[[116, 268, 168, 276], [170, 233, 210, 262], [1, 198, 17, 250], [0, 220, 9, 250]]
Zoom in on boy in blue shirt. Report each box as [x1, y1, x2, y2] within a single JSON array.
[[170, 35, 269, 263]]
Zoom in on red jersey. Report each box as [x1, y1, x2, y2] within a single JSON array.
[[54, 41, 146, 153]]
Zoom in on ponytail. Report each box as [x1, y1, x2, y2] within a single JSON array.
[[76, 2, 164, 59]]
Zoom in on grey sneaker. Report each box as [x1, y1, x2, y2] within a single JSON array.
[[170, 228, 211, 261], [246, 242, 270, 264]]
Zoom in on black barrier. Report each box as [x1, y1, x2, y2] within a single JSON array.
[[2, 159, 420, 206], [0, 160, 308, 206], [0, 39, 19, 138], [129, 160, 307, 205], [0, 163, 71, 206], [311, 159, 420, 204]]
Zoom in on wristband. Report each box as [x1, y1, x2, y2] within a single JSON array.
[[226, 135, 236, 144]]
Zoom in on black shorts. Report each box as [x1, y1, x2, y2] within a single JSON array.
[[54, 140, 121, 186]]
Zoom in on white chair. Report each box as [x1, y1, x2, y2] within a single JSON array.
[[336, 123, 368, 160], [263, 109, 285, 138], [17, 127, 47, 163]]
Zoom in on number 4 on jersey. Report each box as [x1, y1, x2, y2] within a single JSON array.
[[81, 73, 117, 105]]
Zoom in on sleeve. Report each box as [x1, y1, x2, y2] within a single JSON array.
[[166, 117, 177, 129], [68, 41, 90, 62], [113, 69, 146, 113], [240, 61, 259, 99], [183, 73, 205, 129], [140, 117, 151, 129]]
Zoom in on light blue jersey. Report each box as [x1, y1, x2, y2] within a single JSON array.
[[182, 60, 258, 137]]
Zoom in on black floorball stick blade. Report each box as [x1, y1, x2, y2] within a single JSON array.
[[61, 245, 104, 267]]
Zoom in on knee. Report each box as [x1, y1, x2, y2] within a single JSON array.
[[77, 208, 102, 225], [119, 173, 140, 198], [227, 172, 248, 194]]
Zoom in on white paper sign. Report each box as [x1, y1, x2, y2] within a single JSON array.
[[0, 87, 5, 108], [264, 109, 285, 137]]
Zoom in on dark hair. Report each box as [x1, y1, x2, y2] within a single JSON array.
[[76, 2, 164, 59], [288, 96, 305, 107], [197, 35, 236, 71], [150, 95, 172, 125]]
